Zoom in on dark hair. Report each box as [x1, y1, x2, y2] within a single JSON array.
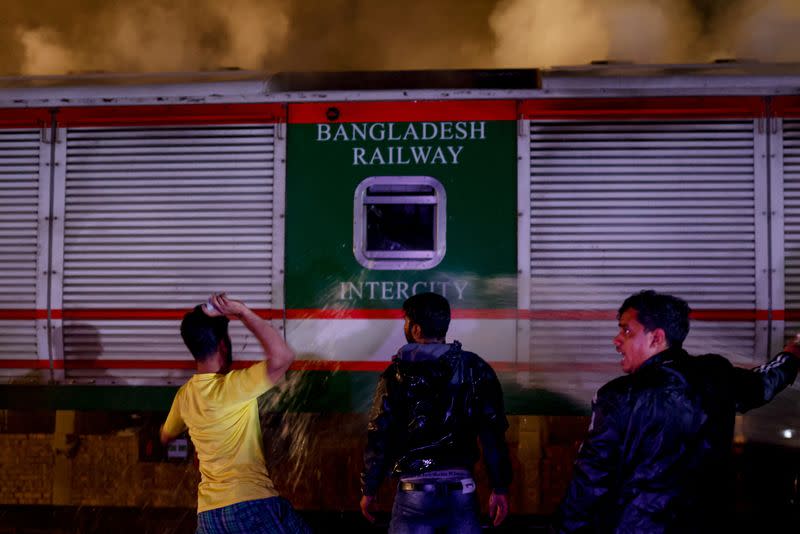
[[618, 290, 691, 348], [402, 292, 451, 339], [180, 305, 231, 362]]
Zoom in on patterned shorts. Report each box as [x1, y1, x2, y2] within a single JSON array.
[[196, 496, 311, 534]]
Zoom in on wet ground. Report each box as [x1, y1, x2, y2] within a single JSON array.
[[0, 507, 551, 533], [3, 504, 800, 533]]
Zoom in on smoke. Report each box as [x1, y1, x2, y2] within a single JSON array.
[[489, 0, 608, 68], [490, 0, 800, 68], [3, 0, 492, 75], [2, 0, 800, 76], [268, 0, 496, 71], [216, 1, 290, 70], [16, 27, 76, 75], [489, 0, 703, 67], [709, 0, 800, 62], [8, 0, 290, 75]]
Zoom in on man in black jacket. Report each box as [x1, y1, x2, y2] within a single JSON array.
[[360, 292, 513, 533], [553, 290, 800, 533]]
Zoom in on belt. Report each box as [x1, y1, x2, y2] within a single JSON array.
[[398, 478, 476, 494]]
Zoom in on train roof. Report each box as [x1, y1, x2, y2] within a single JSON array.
[[543, 60, 800, 95], [0, 68, 542, 107], [0, 62, 798, 107]]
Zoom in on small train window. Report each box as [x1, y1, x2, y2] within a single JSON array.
[[354, 176, 446, 270]]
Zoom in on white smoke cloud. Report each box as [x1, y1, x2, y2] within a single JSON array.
[[213, 0, 290, 70], [489, 0, 800, 69], [9, 0, 800, 76], [489, 0, 607, 68], [105, 3, 202, 72], [489, 0, 701, 68], [16, 26, 77, 75], [604, 1, 700, 63], [355, 2, 494, 70], [711, 0, 800, 62], [15, 0, 290, 75]]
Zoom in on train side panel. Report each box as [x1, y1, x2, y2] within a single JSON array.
[[284, 101, 518, 372]]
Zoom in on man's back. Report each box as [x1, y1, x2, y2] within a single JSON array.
[[163, 361, 278, 512], [162, 295, 311, 534], [360, 292, 512, 531], [362, 340, 512, 495], [391, 343, 501, 473]]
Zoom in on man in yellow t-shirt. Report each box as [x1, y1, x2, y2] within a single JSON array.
[[161, 293, 310, 534]]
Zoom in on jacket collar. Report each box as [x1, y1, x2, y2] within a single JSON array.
[[638, 345, 689, 372], [395, 340, 462, 363]]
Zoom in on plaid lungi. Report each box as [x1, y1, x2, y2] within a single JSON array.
[[197, 496, 311, 534]]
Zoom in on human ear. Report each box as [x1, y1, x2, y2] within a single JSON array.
[[411, 323, 423, 342], [650, 328, 667, 348]]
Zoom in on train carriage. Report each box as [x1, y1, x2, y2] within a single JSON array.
[[2, 62, 800, 516]]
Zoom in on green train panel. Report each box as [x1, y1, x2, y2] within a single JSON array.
[[285, 101, 517, 374]]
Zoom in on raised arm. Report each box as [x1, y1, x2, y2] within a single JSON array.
[[782, 334, 800, 362], [734, 336, 800, 413], [209, 293, 295, 384]]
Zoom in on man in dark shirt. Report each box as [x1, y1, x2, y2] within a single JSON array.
[[553, 290, 800, 533], [360, 292, 513, 533]]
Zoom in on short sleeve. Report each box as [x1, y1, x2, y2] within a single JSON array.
[[162, 385, 188, 437], [218, 361, 273, 404]]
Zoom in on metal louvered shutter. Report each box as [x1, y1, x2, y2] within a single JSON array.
[[526, 119, 764, 402], [783, 120, 800, 341], [0, 129, 43, 373], [61, 124, 281, 383]]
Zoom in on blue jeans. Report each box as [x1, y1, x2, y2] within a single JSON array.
[[196, 496, 311, 534], [389, 482, 482, 534]]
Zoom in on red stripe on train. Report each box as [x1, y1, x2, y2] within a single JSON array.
[[286, 309, 518, 319], [57, 103, 286, 127], [772, 96, 800, 117], [0, 359, 386, 371], [0, 108, 53, 129], [0, 360, 63, 369], [0, 359, 620, 373], [0, 310, 50, 320], [520, 96, 766, 120], [59, 309, 284, 320], [288, 100, 517, 124], [0, 308, 782, 321]]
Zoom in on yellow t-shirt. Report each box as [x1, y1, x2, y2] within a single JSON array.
[[163, 361, 279, 512]]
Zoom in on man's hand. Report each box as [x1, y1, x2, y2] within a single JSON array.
[[204, 292, 295, 384], [205, 293, 245, 318], [489, 491, 509, 527], [159, 424, 177, 446], [360, 495, 376, 523], [783, 334, 800, 359]]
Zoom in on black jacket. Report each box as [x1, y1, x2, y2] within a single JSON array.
[[361, 341, 512, 496], [553, 347, 799, 533]]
